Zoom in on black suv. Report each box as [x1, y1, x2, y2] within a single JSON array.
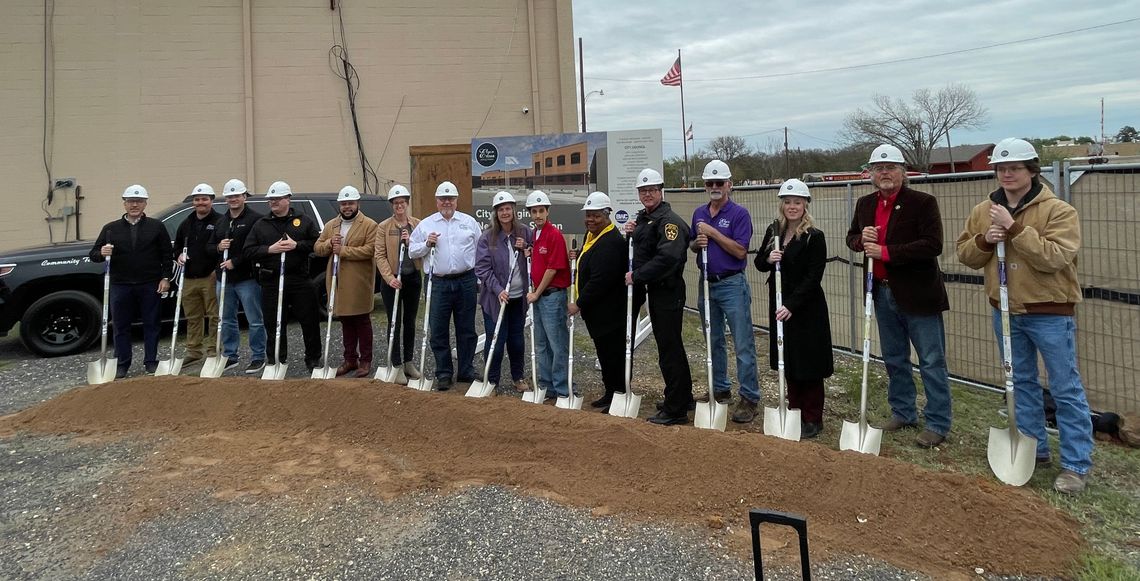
[[0, 193, 392, 357]]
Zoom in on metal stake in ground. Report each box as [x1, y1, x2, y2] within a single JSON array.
[[609, 236, 642, 418], [312, 254, 341, 379], [763, 232, 801, 440], [556, 238, 584, 410], [521, 254, 546, 404], [466, 244, 520, 398], [200, 234, 232, 378], [155, 247, 189, 377], [839, 255, 883, 455], [87, 252, 117, 385], [694, 247, 727, 431], [262, 251, 289, 380], [407, 248, 436, 391], [987, 241, 1036, 486], [376, 241, 408, 383]]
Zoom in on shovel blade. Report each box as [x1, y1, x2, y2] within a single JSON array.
[[763, 406, 802, 441], [407, 377, 434, 391], [607, 392, 642, 419], [261, 362, 288, 381], [199, 356, 226, 378], [839, 420, 883, 455], [555, 393, 584, 410], [374, 365, 406, 384], [694, 400, 728, 432], [521, 387, 547, 404], [311, 366, 337, 379], [87, 357, 118, 385], [464, 380, 494, 398], [153, 358, 183, 377], [987, 426, 1037, 486]]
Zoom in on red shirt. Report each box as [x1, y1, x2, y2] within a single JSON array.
[[873, 189, 898, 280], [531, 224, 571, 289]]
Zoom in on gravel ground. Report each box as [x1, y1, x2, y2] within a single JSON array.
[[0, 328, 1056, 580]]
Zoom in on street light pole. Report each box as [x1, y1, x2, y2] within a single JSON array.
[[583, 90, 604, 132]]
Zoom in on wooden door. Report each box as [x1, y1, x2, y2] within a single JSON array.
[[409, 144, 472, 217]]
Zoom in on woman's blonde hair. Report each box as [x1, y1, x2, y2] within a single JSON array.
[[772, 198, 815, 248]]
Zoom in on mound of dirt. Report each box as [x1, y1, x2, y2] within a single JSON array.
[[0, 376, 1083, 577]]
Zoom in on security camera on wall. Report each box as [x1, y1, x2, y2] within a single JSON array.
[[522, 106, 530, 115]]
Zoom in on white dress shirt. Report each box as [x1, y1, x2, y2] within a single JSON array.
[[408, 211, 480, 275]]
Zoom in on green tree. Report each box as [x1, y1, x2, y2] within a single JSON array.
[[1115, 125, 1137, 142]]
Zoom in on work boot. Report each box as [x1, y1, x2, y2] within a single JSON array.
[[647, 411, 688, 426], [513, 379, 529, 392], [801, 422, 822, 439], [882, 417, 919, 431], [115, 365, 129, 380], [731, 399, 759, 424], [915, 429, 946, 448], [336, 362, 358, 377], [354, 361, 371, 378], [403, 362, 421, 380], [1054, 470, 1088, 495]]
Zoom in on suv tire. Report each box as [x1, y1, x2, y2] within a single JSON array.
[[19, 290, 102, 357]]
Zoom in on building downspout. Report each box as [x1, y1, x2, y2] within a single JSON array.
[[526, 0, 541, 134], [242, 0, 256, 188]]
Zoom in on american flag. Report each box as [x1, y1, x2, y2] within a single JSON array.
[[685, 124, 694, 141], [660, 57, 682, 86]]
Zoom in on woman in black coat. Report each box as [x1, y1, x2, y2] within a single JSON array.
[[568, 194, 628, 412], [754, 180, 834, 438]]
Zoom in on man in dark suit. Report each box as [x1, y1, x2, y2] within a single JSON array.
[[846, 144, 952, 448]]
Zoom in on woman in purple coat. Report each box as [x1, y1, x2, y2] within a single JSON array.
[[475, 191, 532, 392]]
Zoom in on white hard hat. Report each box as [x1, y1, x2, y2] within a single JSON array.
[[525, 190, 551, 208], [702, 160, 732, 180], [581, 191, 612, 211], [778, 179, 811, 199], [491, 191, 516, 208], [122, 184, 149, 199], [264, 181, 292, 198], [989, 138, 1039, 165], [387, 184, 411, 201], [190, 183, 216, 199], [337, 185, 361, 202], [636, 168, 664, 188], [868, 144, 906, 165], [435, 181, 459, 197], [221, 178, 248, 197]]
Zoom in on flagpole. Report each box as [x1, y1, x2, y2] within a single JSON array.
[[678, 49, 689, 187]]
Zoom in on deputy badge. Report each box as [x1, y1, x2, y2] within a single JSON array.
[[292, 218, 301, 227], [665, 223, 679, 241]]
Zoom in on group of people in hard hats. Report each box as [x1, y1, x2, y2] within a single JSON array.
[[88, 135, 1096, 495]]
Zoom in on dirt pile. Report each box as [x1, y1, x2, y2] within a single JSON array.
[[0, 376, 1083, 577]]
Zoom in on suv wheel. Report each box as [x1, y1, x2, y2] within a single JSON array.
[[19, 290, 102, 357]]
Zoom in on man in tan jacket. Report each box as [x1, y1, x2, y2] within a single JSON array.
[[315, 186, 378, 377], [374, 185, 423, 380]]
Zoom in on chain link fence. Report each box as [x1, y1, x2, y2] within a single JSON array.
[[667, 162, 1140, 414]]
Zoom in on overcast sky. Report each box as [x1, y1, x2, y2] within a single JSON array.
[[572, 0, 1140, 159]]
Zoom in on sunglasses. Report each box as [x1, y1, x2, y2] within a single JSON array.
[[705, 180, 726, 187]]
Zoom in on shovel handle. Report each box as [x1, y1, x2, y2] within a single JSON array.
[[750, 509, 811, 581]]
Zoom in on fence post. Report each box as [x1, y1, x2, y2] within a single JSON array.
[[846, 183, 858, 351]]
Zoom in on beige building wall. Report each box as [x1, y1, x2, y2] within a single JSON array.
[[0, 0, 577, 251]]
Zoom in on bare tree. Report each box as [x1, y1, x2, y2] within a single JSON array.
[[706, 135, 752, 162], [843, 84, 988, 171]]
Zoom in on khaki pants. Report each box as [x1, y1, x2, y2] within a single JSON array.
[[182, 274, 218, 358]]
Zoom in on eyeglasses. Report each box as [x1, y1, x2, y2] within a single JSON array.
[[123, 199, 146, 205], [705, 180, 726, 187], [637, 187, 661, 194], [870, 164, 902, 173]]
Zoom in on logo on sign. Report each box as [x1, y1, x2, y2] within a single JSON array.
[[475, 142, 499, 167], [614, 209, 629, 224]]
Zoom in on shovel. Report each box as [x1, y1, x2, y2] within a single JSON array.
[[987, 241, 1036, 486], [376, 243, 408, 383], [262, 252, 289, 380], [694, 247, 728, 431], [609, 237, 642, 419], [521, 254, 546, 404], [556, 238, 584, 410], [155, 247, 189, 376], [87, 254, 118, 384], [407, 248, 436, 391], [312, 254, 341, 379], [466, 246, 519, 398], [200, 242, 232, 378], [763, 233, 801, 440], [839, 255, 883, 455]]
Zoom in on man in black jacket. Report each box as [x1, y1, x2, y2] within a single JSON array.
[[88, 185, 173, 378], [174, 183, 222, 368], [624, 168, 694, 425], [242, 181, 322, 371], [208, 179, 267, 374]]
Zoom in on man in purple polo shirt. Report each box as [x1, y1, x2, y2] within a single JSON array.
[[690, 159, 761, 423]]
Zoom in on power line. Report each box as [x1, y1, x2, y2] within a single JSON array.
[[586, 17, 1139, 84]]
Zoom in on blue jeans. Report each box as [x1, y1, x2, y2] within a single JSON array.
[[532, 289, 570, 396], [429, 272, 477, 380], [482, 297, 526, 387], [992, 310, 1094, 474], [697, 273, 760, 403], [874, 285, 952, 435], [218, 278, 266, 360]]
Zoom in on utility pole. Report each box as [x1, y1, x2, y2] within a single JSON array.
[[783, 127, 790, 178], [579, 37, 586, 133], [946, 130, 956, 173]]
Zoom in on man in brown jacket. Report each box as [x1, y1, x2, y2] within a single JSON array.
[[315, 186, 378, 377], [846, 144, 952, 448]]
